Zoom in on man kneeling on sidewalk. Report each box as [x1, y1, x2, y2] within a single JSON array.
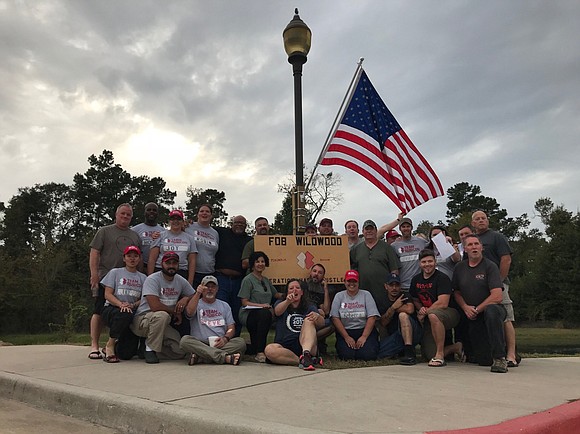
[[180, 276, 246, 365], [130, 252, 195, 364]]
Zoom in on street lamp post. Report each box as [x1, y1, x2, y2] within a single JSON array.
[[283, 8, 311, 235]]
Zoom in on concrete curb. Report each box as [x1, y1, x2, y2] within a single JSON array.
[[0, 372, 335, 434], [427, 399, 580, 434]]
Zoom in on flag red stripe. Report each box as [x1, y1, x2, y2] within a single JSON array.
[[320, 156, 407, 211]]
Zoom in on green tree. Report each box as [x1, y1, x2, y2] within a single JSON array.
[[415, 219, 435, 237], [445, 182, 528, 240], [0, 150, 177, 334], [184, 187, 228, 226], [72, 150, 176, 234], [0, 183, 75, 256], [272, 193, 293, 235], [510, 198, 580, 324], [446, 182, 507, 228]]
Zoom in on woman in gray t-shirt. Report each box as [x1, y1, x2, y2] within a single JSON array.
[[330, 270, 380, 361]]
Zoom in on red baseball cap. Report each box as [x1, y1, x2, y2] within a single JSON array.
[[344, 270, 359, 282], [386, 230, 400, 238], [162, 252, 179, 263], [123, 245, 141, 256], [169, 210, 184, 220]]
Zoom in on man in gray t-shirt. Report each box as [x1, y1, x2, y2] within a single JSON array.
[[179, 275, 246, 365], [131, 202, 163, 269], [131, 252, 195, 364], [391, 217, 428, 289], [88, 203, 141, 360]]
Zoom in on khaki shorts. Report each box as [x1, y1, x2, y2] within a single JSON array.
[[503, 303, 515, 322], [427, 307, 459, 329]]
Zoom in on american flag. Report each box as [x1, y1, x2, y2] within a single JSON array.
[[320, 69, 444, 213]]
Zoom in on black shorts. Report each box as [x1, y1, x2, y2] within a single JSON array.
[[280, 339, 302, 357]]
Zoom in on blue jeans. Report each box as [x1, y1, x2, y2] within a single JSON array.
[[336, 328, 379, 361], [378, 316, 422, 359], [216, 274, 243, 336]]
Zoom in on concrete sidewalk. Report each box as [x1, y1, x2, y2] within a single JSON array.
[[0, 345, 578, 433]]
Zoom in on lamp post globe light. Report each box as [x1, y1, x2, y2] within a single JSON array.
[[283, 8, 311, 235]]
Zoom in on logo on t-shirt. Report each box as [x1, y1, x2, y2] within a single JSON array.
[[286, 313, 304, 333]]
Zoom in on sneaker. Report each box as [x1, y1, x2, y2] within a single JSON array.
[[300, 352, 315, 371], [399, 355, 417, 366], [144, 350, 159, 364], [312, 355, 324, 367], [490, 358, 508, 373], [400, 347, 417, 366]]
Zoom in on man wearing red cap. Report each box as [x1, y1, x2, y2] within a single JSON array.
[[385, 230, 400, 245], [131, 251, 195, 363]]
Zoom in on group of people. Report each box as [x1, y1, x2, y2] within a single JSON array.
[[88, 202, 517, 374]]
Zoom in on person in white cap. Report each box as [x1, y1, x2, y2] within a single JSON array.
[[179, 275, 246, 365]]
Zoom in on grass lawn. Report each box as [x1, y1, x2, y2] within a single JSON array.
[[2, 326, 579, 369]]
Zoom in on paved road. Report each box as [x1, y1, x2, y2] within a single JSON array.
[[0, 397, 118, 434]]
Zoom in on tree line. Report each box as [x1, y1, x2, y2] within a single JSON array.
[[0, 150, 578, 334]]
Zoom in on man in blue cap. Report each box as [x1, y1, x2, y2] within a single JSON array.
[[377, 273, 422, 365]]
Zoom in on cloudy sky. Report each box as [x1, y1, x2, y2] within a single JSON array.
[[1, 1, 579, 233]]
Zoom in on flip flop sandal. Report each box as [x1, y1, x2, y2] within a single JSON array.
[[88, 351, 103, 360], [428, 358, 447, 367], [226, 353, 241, 365], [188, 353, 200, 366], [103, 355, 120, 363], [456, 348, 467, 363]]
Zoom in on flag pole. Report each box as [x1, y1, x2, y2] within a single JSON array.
[[305, 58, 365, 193]]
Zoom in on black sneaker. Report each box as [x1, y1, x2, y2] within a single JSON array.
[[300, 352, 315, 371], [399, 355, 417, 366], [312, 355, 324, 367], [400, 347, 417, 365], [144, 350, 159, 364], [490, 358, 508, 373]]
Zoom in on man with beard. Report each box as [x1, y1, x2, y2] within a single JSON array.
[[131, 202, 163, 272], [305, 263, 335, 354], [179, 276, 246, 365], [88, 203, 142, 360], [377, 273, 421, 365], [410, 249, 462, 367], [131, 252, 195, 364], [215, 215, 251, 335], [241, 217, 270, 271]]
